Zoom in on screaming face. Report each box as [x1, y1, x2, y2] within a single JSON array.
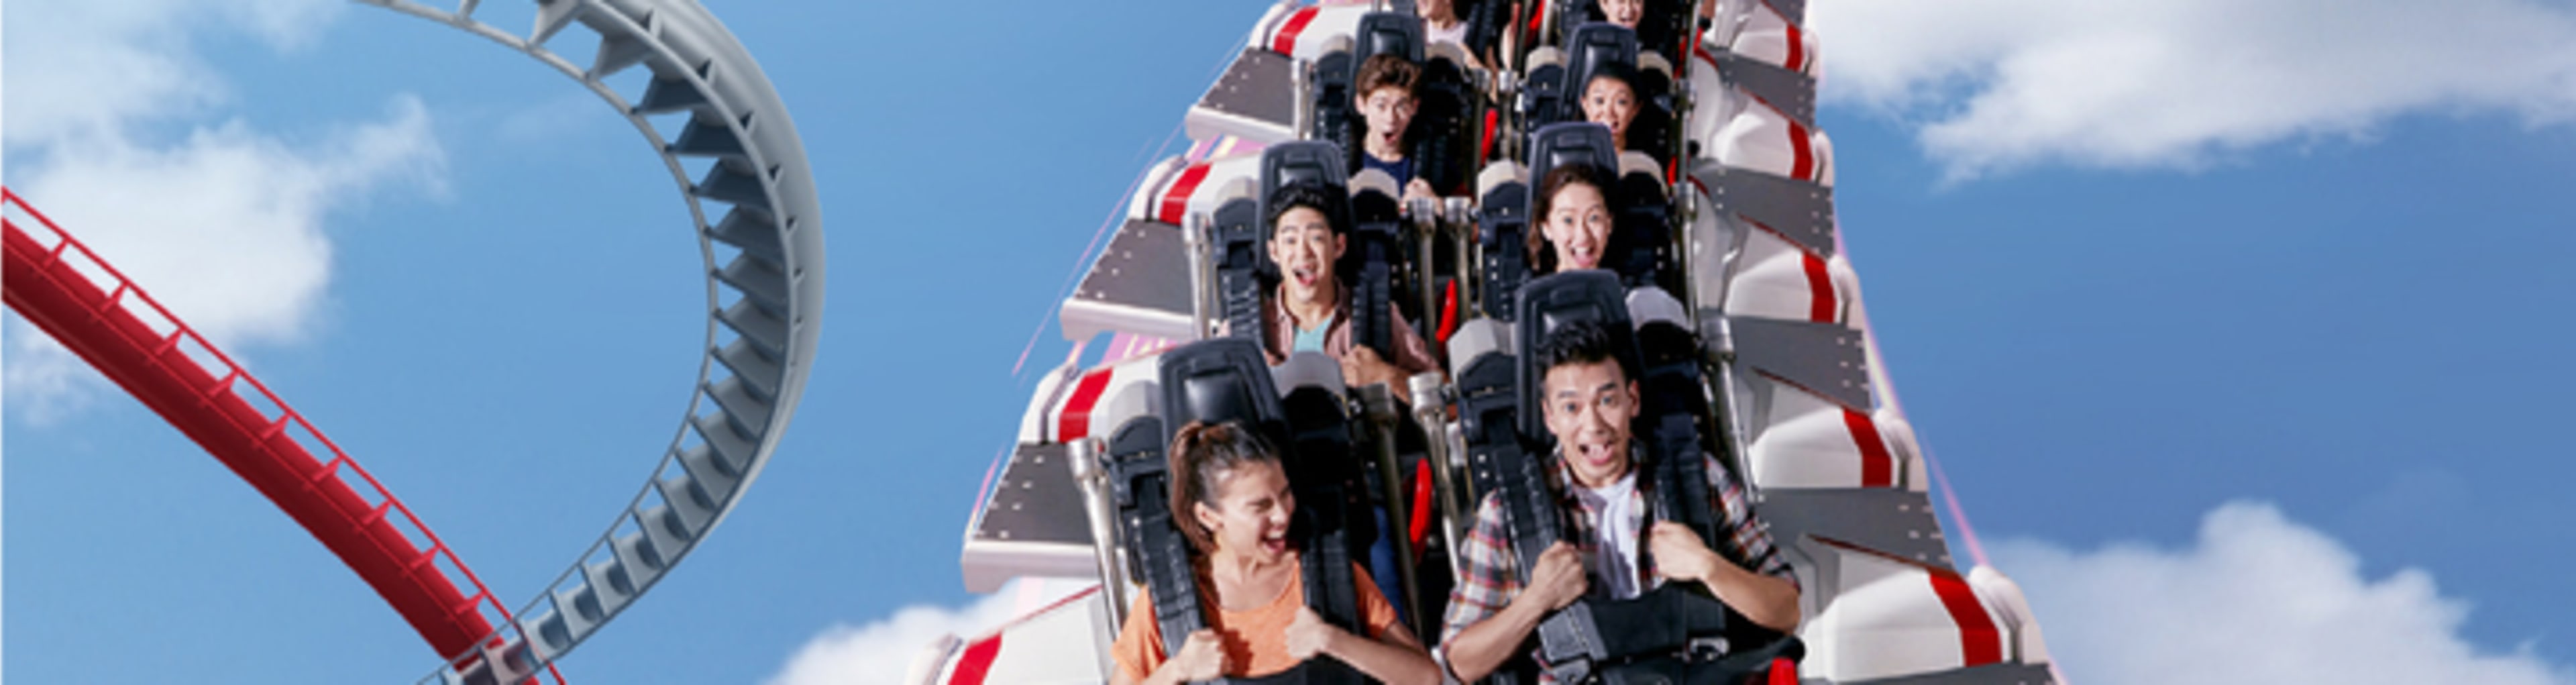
[[1599, 0, 1644, 28], [1542, 358, 1640, 489], [1192, 460, 1297, 562], [1269, 205, 1346, 308], [1582, 76, 1638, 148], [1358, 87, 1417, 158], [1543, 180, 1611, 272]]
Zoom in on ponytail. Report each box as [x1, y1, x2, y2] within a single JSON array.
[[1167, 421, 1283, 554]]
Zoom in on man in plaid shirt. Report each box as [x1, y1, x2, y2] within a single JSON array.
[[1438, 320, 1801, 682]]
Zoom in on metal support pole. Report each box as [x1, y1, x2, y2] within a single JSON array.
[[1184, 211, 1213, 339], [1356, 383, 1424, 625], [1069, 438, 1130, 631], [1293, 58, 1316, 143], [1408, 372, 1470, 570], [1414, 198, 1444, 333]]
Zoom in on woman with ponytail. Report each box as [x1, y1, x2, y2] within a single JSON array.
[[1109, 421, 1441, 685]]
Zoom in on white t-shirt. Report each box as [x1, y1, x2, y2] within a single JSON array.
[[1576, 472, 1644, 600]]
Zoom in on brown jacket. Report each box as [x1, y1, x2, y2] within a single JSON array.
[[1260, 282, 1443, 381]]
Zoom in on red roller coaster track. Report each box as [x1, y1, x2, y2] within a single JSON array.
[[2, 188, 564, 682]]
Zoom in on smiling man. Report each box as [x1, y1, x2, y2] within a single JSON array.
[[1436, 319, 1801, 682], [1257, 182, 1441, 391]]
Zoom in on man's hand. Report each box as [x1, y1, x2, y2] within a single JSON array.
[[1283, 606, 1343, 661], [1403, 178, 1439, 205], [1342, 346, 1401, 389], [1648, 521, 1721, 584], [1527, 541, 1590, 610], [1168, 629, 1229, 681]]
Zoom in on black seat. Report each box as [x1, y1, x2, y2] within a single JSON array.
[[1262, 141, 1352, 214], [1440, 272, 1799, 684], [1526, 121, 1674, 291], [1334, 11, 1480, 199], [1216, 142, 1356, 347], [1521, 119, 1617, 285], [1550, 0, 1691, 59], [1344, 170, 1407, 361], [1100, 338, 1377, 684], [1611, 153, 1676, 292], [1313, 11, 1416, 166], [1554, 22, 1680, 167], [1525, 121, 1620, 197], [1476, 163, 1534, 322], [1212, 189, 1267, 347], [1356, 11, 1426, 66]]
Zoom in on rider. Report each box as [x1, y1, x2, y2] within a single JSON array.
[[1353, 53, 1444, 205], [1436, 319, 1801, 682], [1578, 63, 1642, 152], [1109, 421, 1442, 685], [1259, 182, 1442, 391], [1526, 162, 1617, 276]]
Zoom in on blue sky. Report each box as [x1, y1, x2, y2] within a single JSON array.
[[6, 1, 2575, 684]]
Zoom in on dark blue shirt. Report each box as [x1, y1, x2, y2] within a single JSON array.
[[1361, 152, 1415, 189]]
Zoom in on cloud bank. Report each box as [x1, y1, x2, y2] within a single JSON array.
[[1809, 0, 2576, 177], [3, 0, 444, 422], [1994, 501, 2571, 684], [765, 579, 1099, 685]]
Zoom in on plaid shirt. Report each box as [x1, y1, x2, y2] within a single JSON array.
[[1440, 443, 1795, 671]]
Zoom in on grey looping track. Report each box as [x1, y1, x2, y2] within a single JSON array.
[[354, 1, 822, 682]]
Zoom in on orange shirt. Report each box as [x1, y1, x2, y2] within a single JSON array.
[[1111, 562, 1402, 681]]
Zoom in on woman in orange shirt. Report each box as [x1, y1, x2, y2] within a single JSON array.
[[1110, 421, 1442, 685]]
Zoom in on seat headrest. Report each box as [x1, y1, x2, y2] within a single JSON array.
[[1636, 52, 1675, 81], [1625, 286, 1688, 330], [1527, 121, 1620, 192], [1271, 352, 1348, 398], [1514, 270, 1641, 440], [1618, 151, 1665, 184], [1157, 338, 1285, 445], [1094, 377, 1166, 445], [1426, 41, 1474, 72], [1348, 168, 1403, 203], [1260, 141, 1350, 203], [1525, 46, 1566, 72], [1354, 11, 1426, 66], [1563, 22, 1641, 97], [1318, 34, 1356, 59], [1446, 318, 1515, 378], [1477, 161, 1529, 200]]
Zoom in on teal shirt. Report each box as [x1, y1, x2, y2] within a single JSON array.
[[1290, 309, 1336, 354]]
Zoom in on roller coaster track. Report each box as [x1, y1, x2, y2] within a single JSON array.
[[3, 1, 824, 682], [3, 189, 564, 683]]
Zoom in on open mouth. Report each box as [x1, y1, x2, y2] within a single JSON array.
[[1572, 439, 1618, 469], [1565, 244, 1599, 268], [1290, 264, 1321, 288], [1261, 529, 1289, 555]]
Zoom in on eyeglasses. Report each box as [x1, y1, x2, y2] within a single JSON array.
[[1362, 94, 1417, 115]]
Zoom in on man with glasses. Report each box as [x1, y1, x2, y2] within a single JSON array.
[[1353, 53, 1442, 205]]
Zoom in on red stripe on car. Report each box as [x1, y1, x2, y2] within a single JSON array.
[[1055, 368, 1116, 441], [1159, 164, 1212, 225]]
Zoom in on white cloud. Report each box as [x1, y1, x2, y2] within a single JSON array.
[[1809, 0, 2576, 177], [766, 579, 1099, 685], [1992, 501, 2573, 685], [2, 0, 343, 148], [2, 0, 442, 421]]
